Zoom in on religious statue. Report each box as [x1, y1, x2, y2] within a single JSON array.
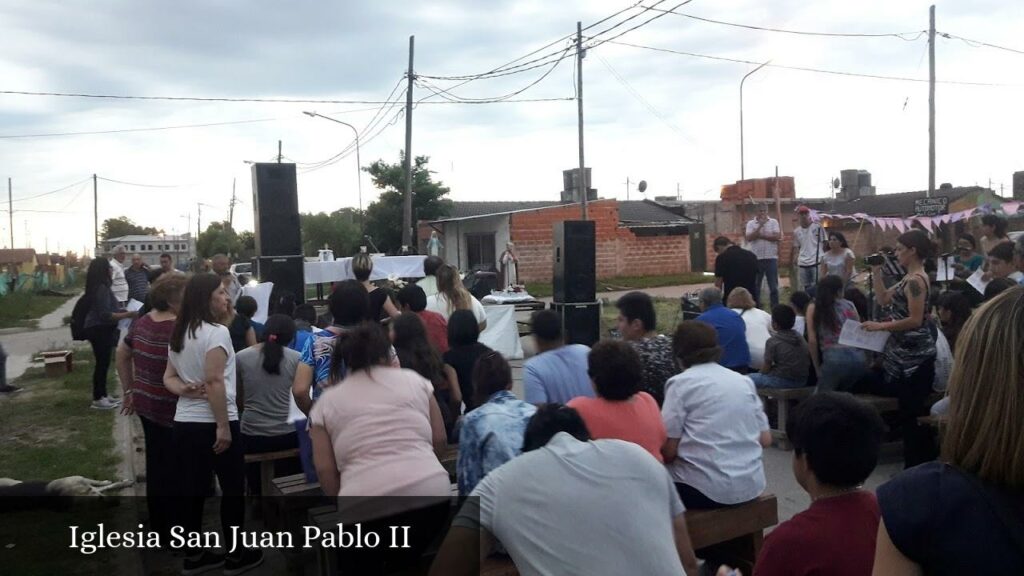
[[499, 242, 519, 288], [427, 231, 443, 257]]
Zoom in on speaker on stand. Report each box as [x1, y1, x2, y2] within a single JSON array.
[[251, 162, 304, 305], [552, 220, 599, 345]]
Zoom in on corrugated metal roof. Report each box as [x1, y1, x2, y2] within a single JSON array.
[[433, 199, 694, 224], [618, 200, 694, 223], [443, 201, 566, 221]]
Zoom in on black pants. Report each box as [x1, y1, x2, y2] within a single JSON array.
[[174, 420, 246, 558], [674, 483, 749, 569], [86, 326, 117, 400], [675, 483, 732, 510], [864, 359, 936, 468], [140, 416, 178, 540], [242, 431, 300, 496]]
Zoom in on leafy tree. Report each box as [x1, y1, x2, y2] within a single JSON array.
[[101, 216, 161, 240], [300, 208, 361, 257], [196, 221, 241, 258], [237, 230, 256, 261], [363, 153, 452, 253]]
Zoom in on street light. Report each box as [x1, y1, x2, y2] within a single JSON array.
[[303, 111, 363, 231], [739, 60, 771, 181]]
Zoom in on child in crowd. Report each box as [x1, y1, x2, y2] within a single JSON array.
[[749, 306, 809, 389], [752, 392, 885, 576], [788, 291, 810, 337]]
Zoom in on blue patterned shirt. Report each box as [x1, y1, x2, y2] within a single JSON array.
[[457, 390, 537, 496]]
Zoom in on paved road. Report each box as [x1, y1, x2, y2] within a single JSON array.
[[1, 296, 79, 382]]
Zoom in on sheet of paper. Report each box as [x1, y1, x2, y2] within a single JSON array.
[[241, 282, 274, 324], [117, 299, 144, 333], [935, 256, 955, 282], [838, 318, 891, 353], [966, 268, 989, 295], [793, 315, 806, 336]]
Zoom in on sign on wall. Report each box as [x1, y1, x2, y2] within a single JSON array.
[[914, 196, 948, 216]]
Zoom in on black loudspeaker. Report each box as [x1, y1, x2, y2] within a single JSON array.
[[252, 163, 302, 257], [256, 256, 305, 307], [552, 220, 596, 303], [551, 302, 600, 347]]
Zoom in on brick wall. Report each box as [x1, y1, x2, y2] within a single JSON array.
[[508, 200, 691, 283]]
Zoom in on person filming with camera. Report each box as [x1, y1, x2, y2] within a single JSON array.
[[860, 230, 936, 468]]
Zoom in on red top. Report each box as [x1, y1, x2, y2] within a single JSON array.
[[754, 490, 880, 576], [124, 315, 178, 427], [417, 310, 449, 354], [568, 392, 666, 462]]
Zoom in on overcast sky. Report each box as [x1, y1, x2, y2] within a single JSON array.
[[2, 0, 1022, 255]]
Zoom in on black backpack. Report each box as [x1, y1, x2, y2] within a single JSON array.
[[70, 295, 91, 340]]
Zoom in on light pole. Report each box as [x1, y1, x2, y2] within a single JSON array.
[[740, 60, 771, 181], [303, 111, 363, 231]]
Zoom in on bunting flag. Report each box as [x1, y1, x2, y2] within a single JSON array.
[[893, 219, 907, 233], [804, 198, 1019, 233]]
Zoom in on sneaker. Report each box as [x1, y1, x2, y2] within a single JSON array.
[[90, 397, 119, 410], [0, 385, 22, 394], [224, 549, 264, 576], [104, 395, 121, 404], [181, 551, 225, 575]]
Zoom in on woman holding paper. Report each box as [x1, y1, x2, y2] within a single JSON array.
[[861, 230, 937, 467], [807, 275, 866, 392], [951, 234, 984, 279]]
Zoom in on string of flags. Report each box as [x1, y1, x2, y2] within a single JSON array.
[[807, 199, 1022, 234]]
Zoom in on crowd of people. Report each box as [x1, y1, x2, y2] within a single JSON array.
[[63, 215, 1023, 574]]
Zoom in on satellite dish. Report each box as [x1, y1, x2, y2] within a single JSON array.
[[832, 178, 841, 190], [638, 180, 648, 193]]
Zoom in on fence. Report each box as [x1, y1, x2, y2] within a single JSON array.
[[0, 268, 78, 297]]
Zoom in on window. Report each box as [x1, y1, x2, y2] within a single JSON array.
[[129, 245, 135, 251], [466, 233, 496, 270]]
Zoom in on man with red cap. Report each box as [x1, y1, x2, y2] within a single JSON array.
[[791, 206, 825, 295]]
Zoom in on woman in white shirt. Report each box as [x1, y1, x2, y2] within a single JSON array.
[[425, 264, 487, 331], [164, 273, 262, 574], [727, 287, 773, 370], [819, 231, 856, 286]]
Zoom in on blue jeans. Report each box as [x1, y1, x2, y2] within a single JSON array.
[[749, 373, 803, 389], [817, 347, 867, 392], [755, 259, 779, 308], [798, 266, 818, 296]]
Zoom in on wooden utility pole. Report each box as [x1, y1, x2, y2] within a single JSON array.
[[928, 5, 936, 198], [197, 203, 202, 241], [402, 35, 415, 250], [278, 140, 283, 163], [93, 174, 98, 254], [576, 21, 587, 220], [228, 178, 237, 229], [8, 178, 13, 249]]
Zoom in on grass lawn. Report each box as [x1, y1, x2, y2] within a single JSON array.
[[0, 347, 124, 576], [599, 296, 684, 338], [0, 290, 76, 329], [0, 348, 120, 480]]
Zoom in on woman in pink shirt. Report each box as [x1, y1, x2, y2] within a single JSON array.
[[568, 340, 667, 462], [309, 323, 449, 497]]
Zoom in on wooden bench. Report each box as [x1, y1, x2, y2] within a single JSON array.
[[480, 495, 780, 575], [757, 387, 815, 449], [245, 448, 301, 497], [854, 394, 900, 413], [439, 445, 458, 483]]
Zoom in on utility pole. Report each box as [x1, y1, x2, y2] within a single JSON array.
[[576, 21, 587, 220], [928, 4, 936, 198], [278, 140, 283, 163], [402, 35, 415, 250], [93, 174, 98, 254], [228, 178, 237, 229], [197, 203, 202, 240], [625, 177, 630, 201], [7, 178, 13, 250]]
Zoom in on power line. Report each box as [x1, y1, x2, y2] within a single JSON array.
[[9, 177, 91, 204], [96, 176, 184, 188], [596, 54, 695, 145], [0, 117, 278, 139], [415, 46, 573, 103], [938, 32, 1024, 56], [299, 107, 407, 174], [605, 40, 1023, 87], [585, 0, 698, 50], [648, 8, 927, 40]]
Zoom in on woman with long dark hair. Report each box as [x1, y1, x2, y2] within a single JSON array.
[[426, 264, 487, 330], [164, 273, 262, 574], [820, 231, 855, 286], [935, 291, 971, 353], [83, 257, 137, 409], [237, 314, 302, 495], [390, 313, 461, 439], [457, 350, 535, 495], [807, 275, 867, 392], [442, 309, 493, 413], [862, 230, 938, 467]]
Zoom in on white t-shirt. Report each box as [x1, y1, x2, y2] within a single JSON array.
[[732, 307, 773, 370], [425, 293, 487, 324], [169, 322, 238, 423], [793, 223, 824, 267], [109, 258, 129, 303]]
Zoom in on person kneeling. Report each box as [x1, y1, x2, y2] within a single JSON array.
[[753, 392, 884, 576]]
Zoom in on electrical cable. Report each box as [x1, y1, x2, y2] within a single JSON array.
[[96, 177, 183, 188], [648, 8, 927, 40], [8, 177, 92, 204], [938, 32, 1024, 56]]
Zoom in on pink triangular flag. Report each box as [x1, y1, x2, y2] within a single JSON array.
[[893, 219, 907, 233], [876, 218, 889, 231], [1003, 201, 1021, 215]]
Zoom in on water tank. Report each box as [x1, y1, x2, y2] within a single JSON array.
[[857, 170, 872, 188]]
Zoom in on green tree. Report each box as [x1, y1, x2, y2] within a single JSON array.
[[300, 208, 361, 257], [363, 153, 452, 253], [101, 216, 161, 240], [237, 230, 256, 261], [196, 221, 241, 258]]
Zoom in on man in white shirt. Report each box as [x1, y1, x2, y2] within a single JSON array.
[[430, 405, 699, 576], [212, 254, 242, 305], [109, 245, 129, 305], [790, 206, 825, 295], [745, 204, 781, 308]]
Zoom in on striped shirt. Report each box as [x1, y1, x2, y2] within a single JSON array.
[[124, 315, 178, 427]]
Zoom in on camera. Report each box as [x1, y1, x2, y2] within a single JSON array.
[[864, 253, 886, 267]]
